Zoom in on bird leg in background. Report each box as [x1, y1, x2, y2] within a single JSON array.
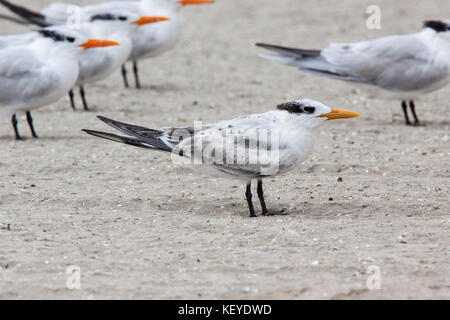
[[133, 60, 141, 89], [11, 114, 21, 140], [26, 111, 38, 138], [121, 64, 129, 88], [69, 89, 76, 110], [257, 179, 269, 216], [409, 100, 421, 126], [79, 85, 89, 111], [246, 183, 256, 218], [401, 100, 412, 125]]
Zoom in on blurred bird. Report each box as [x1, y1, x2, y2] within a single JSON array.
[[0, 26, 119, 140], [115, 0, 214, 88], [0, 2, 170, 110], [0, 0, 214, 89], [83, 99, 360, 217], [257, 20, 450, 126], [66, 12, 170, 111]]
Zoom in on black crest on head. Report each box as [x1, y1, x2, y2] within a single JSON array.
[[38, 30, 65, 42], [277, 101, 316, 114], [91, 13, 117, 22], [424, 20, 449, 32]]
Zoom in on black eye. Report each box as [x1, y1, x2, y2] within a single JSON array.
[[66, 37, 75, 43], [118, 16, 128, 21], [303, 106, 315, 114]]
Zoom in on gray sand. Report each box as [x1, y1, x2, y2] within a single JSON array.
[[0, 0, 449, 299]]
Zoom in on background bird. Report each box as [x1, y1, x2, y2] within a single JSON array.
[[0, 26, 119, 139], [256, 20, 450, 126], [0, 1, 170, 110], [83, 99, 360, 217], [66, 11, 170, 111], [0, 0, 214, 89]]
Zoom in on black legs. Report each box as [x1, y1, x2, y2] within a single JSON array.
[[409, 100, 420, 125], [68, 86, 90, 111], [133, 61, 141, 89], [79, 85, 89, 111], [11, 114, 21, 140], [246, 183, 256, 218], [245, 180, 285, 217], [401, 100, 410, 125], [26, 112, 38, 138], [122, 64, 129, 88], [11, 112, 38, 140], [122, 62, 141, 89], [401, 100, 421, 126], [69, 89, 76, 110], [257, 179, 269, 216]]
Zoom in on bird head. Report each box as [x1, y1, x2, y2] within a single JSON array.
[[89, 10, 170, 33], [424, 20, 450, 38], [36, 26, 120, 55], [277, 99, 360, 129]]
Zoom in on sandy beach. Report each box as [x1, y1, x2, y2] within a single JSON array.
[[0, 0, 449, 299]]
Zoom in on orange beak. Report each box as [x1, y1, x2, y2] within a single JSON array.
[[318, 109, 361, 120], [80, 39, 120, 50], [178, 0, 213, 5], [132, 16, 171, 26]]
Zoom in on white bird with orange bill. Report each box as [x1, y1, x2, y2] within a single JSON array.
[[0, 0, 214, 89], [0, 26, 119, 140], [83, 99, 360, 217]]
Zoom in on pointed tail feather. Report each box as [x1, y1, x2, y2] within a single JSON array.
[[256, 42, 365, 83], [93, 116, 173, 152], [0, 13, 29, 25], [82, 129, 159, 149], [256, 43, 321, 58], [0, 0, 50, 27]]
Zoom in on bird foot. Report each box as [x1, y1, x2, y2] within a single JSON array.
[[263, 209, 288, 217], [407, 122, 425, 127]]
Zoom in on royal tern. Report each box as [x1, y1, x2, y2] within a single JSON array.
[[0, 26, 119, 140], [67, 12, 170, 111], [0, 3, 170, 110], [0, 0, 214, 89], [117, 0, 213, 88], [257, 20, 450, 126], [83, 99, 360, 217]]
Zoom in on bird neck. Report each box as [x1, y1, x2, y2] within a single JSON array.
[[33, 38, 81, 59], [89, 23, 133, 39]]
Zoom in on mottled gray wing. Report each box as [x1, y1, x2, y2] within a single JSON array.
[[0, 47, 58, 107], [172, 113, 283, 177], [322, 33, 449, 91]]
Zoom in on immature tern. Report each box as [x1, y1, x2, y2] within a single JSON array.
[[0, 0, 214, 89], [0, 26, 119, 140], [257, 20, 450, 126], [83, 99, 360, 217]]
